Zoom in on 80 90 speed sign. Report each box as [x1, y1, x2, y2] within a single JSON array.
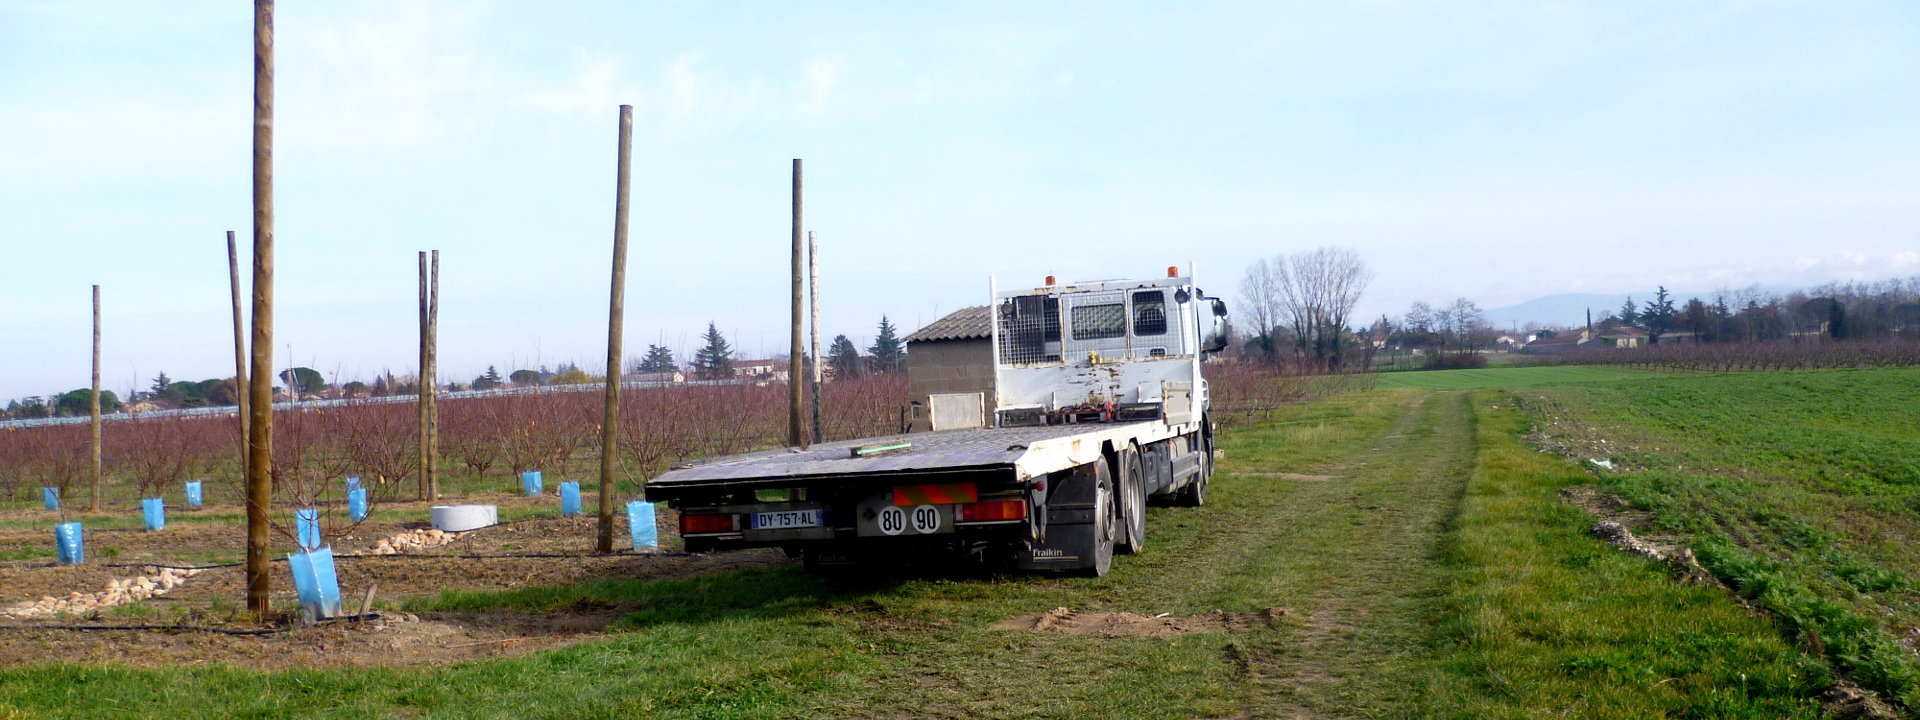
[[858, 493, 952, 537], [875, 504, 942, 535]]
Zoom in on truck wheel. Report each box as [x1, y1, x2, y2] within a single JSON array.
[[1117, 447, 1147, 554], [1082, 458, 1116, 577], [1175, 431, 1210, 508], [1176, 469, 1208, 507]]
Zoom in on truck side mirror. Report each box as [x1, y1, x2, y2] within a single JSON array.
[[1203, 299, 1229, 353]]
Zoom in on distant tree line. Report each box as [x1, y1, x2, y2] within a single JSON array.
[[1609, 277, 1920, 344], [2, 316, 920, 420]]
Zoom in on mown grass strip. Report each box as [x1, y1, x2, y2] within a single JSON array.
[[1372, 365, 1662, 391]]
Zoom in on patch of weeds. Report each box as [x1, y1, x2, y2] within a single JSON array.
[[107, 601, 159, 620], [0, 547, 55, 561], [1695, 536, 1920, 707]]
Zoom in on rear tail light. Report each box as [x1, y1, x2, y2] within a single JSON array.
[[956, 499, 1027, 523], [681, 513, 740, 534]]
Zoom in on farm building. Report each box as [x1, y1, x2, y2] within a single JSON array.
[[1521, 324, 1647, 354], [903, 305, 994, 432], [733, 359, 787, 383]]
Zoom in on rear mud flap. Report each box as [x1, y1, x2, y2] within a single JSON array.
[[1014, 520, 1097, 570]]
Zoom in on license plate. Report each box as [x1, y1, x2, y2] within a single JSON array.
[[749, 509, 824, 530]]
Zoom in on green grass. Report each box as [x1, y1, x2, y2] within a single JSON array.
[[3, 372, 1900, 717], [1372, 365, 1662, 391], [1518, 367, 1920, 708], [0, 546, 55, 561], [1420, 391, 1825, 717]]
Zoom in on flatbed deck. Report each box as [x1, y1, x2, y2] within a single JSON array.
[[646, 420, 1174, 494]]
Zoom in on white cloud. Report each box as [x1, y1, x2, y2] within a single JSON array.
[[1893, 251, 1920, 268], [1794, 256, 1822, 270], [1840, 250, 1868, 265], [281, 2, 497, 153], [799, 57, 843, 117], [0, 95, 245, 185], [519, 52, 628, 122], [668, 52, 705, 120]]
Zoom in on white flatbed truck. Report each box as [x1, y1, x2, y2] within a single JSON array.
[[644, 270, 1229, 575]]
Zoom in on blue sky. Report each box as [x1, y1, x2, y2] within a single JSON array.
[[3, 1, 1916, 400]]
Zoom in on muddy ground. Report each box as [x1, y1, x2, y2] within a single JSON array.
[[0, 494, 795, 669]]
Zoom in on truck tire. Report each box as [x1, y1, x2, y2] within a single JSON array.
[[1175, 429, 1210, 508], [1082, 458, 1116, 577], [1117, 446, 1147, 554]]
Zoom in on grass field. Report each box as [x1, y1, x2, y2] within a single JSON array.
[[1521, 367, 1920, 709], [4, 367, 1915, 717]]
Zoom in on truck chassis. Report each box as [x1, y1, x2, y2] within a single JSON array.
[[646, 416, 1212, 575]]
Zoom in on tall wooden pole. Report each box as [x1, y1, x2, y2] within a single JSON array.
[[788, 159, 805, 448], [808, 231, 822, 444], [415, 250, 441, 499], [418, 251, 429, 499], [428, 250, 440, 499], [89, 285, 102, 512], [228, 231, 249, 471], [245, 0, 276, 618], [597, 104, 633, 553]]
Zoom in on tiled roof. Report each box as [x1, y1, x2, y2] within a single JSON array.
[[1525, 331, 1584, 346], [905, 305, 991, 343]]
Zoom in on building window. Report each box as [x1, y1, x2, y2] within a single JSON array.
[[1071, 303, 1126, 340], [1132, 291, 1167, 336]]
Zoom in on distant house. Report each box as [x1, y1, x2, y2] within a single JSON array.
[[1597, 326, 1647, 348], [631, 371, 684, 385], [733, 359, 787, 384], [1520, 330, 1587, 354], [1494, 334, 1520, 350], [1521, 324, 1647, 354]]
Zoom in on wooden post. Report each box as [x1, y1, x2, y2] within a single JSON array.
[[227, 231, 249, 470], [418, 251, 429, 499], [245, 0, 276, 618], [417, 251, 440, 500], [808, 231, 822, 444], [428, 250, 440, 499], [788, 159, 805, 448], [597, 104, 633, 553], [89, 285, 102, 512]]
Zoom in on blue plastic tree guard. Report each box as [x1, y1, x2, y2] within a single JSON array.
[[346, 476, 361, 492], [521, 470, 543, 496], [560, 481, 582, 516], [347, 487, 369, 523], [55, 522, 83, 565], [41, 487, 60, 510], [295, 508, 322, 550], [141, 498, 166, 532], [184, 480, 203, 507], [288, 547, 342, 620], [628, 500, 658, 549]]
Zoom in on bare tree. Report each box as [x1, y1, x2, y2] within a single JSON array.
[[1271, 247, 1372, 370], [1237, 257, 1283, 356]]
